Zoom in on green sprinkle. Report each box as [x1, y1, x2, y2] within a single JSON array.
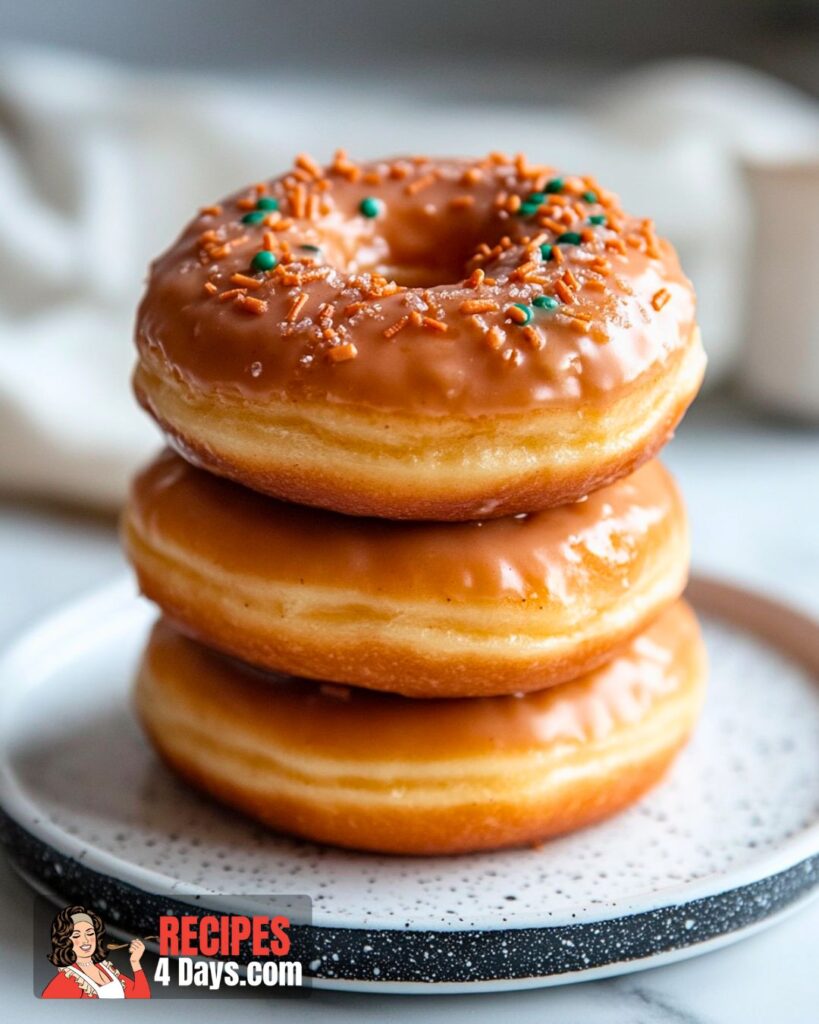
[[300, 244, 321, 252], [359, 196, 382, 218], [588, 214, 607, 225], [512, 303, 533, 325], [256, 196, 279, 211], [533, 294, 560, 310], [557, 231, 582, 245], [241, 210, 266, 225], [526, 192, 546, 204], [582, 190, 598, 203], [539, 243, 554, 261], [545, 177, 564, 194], [251, 250, 277, 272], [517, 202, 540, 218]]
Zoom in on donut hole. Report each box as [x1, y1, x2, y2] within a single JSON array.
[[349, 210, 508, 289]]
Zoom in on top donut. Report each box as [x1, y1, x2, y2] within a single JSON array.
[[134, 152, 705, 520]]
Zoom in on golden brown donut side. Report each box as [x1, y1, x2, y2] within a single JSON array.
[[134, 602, 706, 855], [122, 454, 690, 697], [133, 328, 704, 519]]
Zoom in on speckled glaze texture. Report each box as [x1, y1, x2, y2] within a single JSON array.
[[135, 153, 697, 416]]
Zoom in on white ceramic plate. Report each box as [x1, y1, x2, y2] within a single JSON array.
[[1, 576, 818, 994]]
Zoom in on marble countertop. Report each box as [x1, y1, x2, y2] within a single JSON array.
[[0, 393, 817, 1022]]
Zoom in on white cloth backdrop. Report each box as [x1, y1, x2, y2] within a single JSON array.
[[0, 48, 817, 507]]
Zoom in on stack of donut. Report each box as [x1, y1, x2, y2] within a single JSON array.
[[124, 152, 707, 855]]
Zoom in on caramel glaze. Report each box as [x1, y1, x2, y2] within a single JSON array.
[[135, 154, 697, 415], [144, 600, 703, 761], [129, 450, 683, 606]]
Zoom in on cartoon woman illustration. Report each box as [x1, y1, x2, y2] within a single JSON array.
[[41, 904, 151, 999]]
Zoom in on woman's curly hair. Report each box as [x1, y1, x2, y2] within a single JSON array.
[[47, 905, 108, 966]]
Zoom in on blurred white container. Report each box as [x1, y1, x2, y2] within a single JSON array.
[[741, 156, 819, 419]]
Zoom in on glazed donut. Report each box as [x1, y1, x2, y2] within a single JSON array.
[[135, 601, 706, 855], [123, 451, 689, 698], [134, 152, 705, 520]]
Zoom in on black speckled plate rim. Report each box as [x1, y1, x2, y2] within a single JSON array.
[[3, 812, 818, 986]]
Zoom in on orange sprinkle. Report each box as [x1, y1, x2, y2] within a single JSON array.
[[362, 171, 382, 186], [326, 342, 358, 363], [467, 268, 485, 288], [449, 194, 476, 209], [409, 310, 424, 327], [262, 231, 277, 251], [344, 301, 368, 317], [291, 184, 307, 219], [568, 317, 591, 335], [652, 288, 671, 311], [551, 246, 565, 265], [238, 295, 267, 315], [389, 162, 410, 180], [218, 288, 245, 302], [522, 325, 545, 350], [406, 172, 437, 196], [513, 260, 539, 280], [461, 167, 483, 186], [486, 326, 505, 350], [230, 272, 263, 289], [606, 237, 627, 255], [422, 315, 449, 333], [203, 281, 218, 295], [586, 278, 607, 292], [199, 204, 222, 217], [307, 193, 320, 220], [383, 315, 410, 339], [554, 280, 575, 304], [287, 293, 308, 322], [539, 217, 565, 235], [507, 194, 522, 213], [295, 152, 323, 179], [236, 197, 256, 211], [563, 268, 580, 290], [506, 305, 529, 325], [460, 299, 499, 314], [488, 150, 511, 165]]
